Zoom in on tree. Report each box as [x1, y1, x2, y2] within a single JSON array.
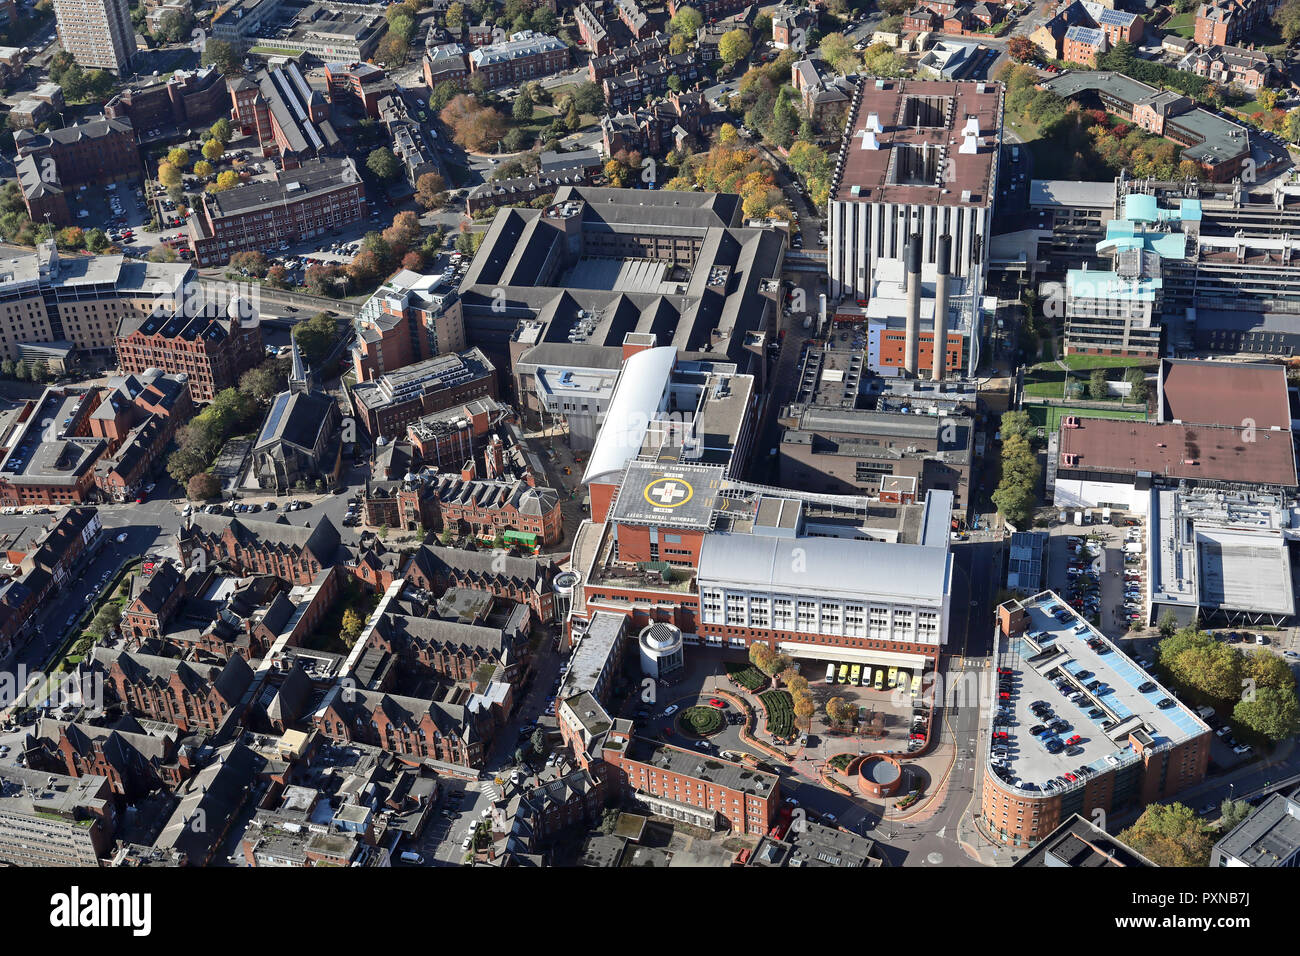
[[213, 170, 240, 191], [1157, 610, 1178, 639], [1159, 627, 1243, 701], [85, 228, 110, 252], [1088, 367, 1109, 400], [530, 727, 547, 756], [293, 312, 340, 365], [1219, 799, 1253, 832], [210, 118, 233, 145], [571, 81, 605, 117], [826, 697, 856, 725], [193, 160, 213, 178], [415, 171, 448, 209], [166, 148, 189, 171], [429, 80, 461, 112], [670, 6, 703, 38], [54, 227, 83, 251], [445, 0, 465, 30], [229, 250, 269, 277], [367, 147, 401, 180], [202, 39, 239, 75], [202, 138, 225, 163], [186, 471, 222, 501], [383, 210, 423, 254], [1008, 35, 1036, 63], [669, 33, 688, 55], [377, 31, 410, 66], [512, 94, 534, 121], [238, 361, 284, 403], [1234, 685, 1300, 741], [719, 29, 753, 69], [158, 162, 182, 188], [340, 608, 365, 647], [1119, 804, 1214, 867], [999, 409, 1034, 444], [1125, 366, 1148, 404]]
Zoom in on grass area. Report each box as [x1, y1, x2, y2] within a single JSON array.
[[1165, 12, 1195, 37], [1023, 366, 1070, 398], [1059, 354, 1153, 371], [1026, 404, 1148, 432]]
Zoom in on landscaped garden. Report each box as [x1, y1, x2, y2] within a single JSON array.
[[759, 690, 795, 739], [726, 662, 768, 692], [679, 705, 724, 738]]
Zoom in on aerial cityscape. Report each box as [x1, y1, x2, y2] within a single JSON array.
[[0, 0, 1295, 901]]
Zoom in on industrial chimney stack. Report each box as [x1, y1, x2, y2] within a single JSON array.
[[903, 233, 922, 376], [933, 234, 952, 382]]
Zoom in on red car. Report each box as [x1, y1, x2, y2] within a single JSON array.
[[998, 691, 1011, 700], [992, 731, 1008, 740], [663, 726, 674, 736], [997, 667, 1013, 676], [708, 698, 726, 709], [1065, 734, 1082, 746], [1063, 772, 1078, 782], [910, 733, 926, 741]]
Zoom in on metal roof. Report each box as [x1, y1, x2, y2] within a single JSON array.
[[698, 532, 951, 604]]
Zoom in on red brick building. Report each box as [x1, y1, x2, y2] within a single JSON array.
[[467, 31, 569, 89], [117, 302, 263, 404], [178, 513, 343, 587], [402, 544, 559, 624], [188, 157, 366, 268], [120, 562, 186, 643], [313, 686, 490, 769], [97, 648, 255, 734], [601, 729, 780, 834]]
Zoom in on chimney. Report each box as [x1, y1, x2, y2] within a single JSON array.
[[461, 458, 477, 482], [933, 234, 952, 382], [904, 233, 922, 376]]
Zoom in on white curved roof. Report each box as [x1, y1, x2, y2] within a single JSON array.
[[581, 346, 675, 485]]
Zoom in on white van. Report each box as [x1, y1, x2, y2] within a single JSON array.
[[825, 663, 836, 684], [1101, 508, 1111, 524], [400, 851, 423, 864]]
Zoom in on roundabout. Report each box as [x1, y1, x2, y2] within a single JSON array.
[[677, 705, 725, 739]]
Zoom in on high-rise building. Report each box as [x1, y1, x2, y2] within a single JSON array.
[[52, 0, 136, 75], [827, 78, 1002, 305]]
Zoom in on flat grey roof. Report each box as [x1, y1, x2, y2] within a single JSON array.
[[1029, 179, 1116, 210], [1214, 793, 1300, 867]]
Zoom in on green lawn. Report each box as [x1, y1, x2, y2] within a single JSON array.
[[1026, 403, 1148, 432], [1165, 13, 1195, 37], [1059, 354, 1154, 371]]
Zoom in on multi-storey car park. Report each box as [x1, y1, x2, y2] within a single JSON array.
[[986, 592, 1212, 849]]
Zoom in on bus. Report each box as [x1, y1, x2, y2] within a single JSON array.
[[838, 664, 850, 684], [887, 666, 899, 688], [873, 668, 884, 690], [825, 663, 836, 684], [850, 664, 861, 685]]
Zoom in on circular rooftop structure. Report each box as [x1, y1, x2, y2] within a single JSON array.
[[857, 754, 905, 798], [638, 621, 684, 678]]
